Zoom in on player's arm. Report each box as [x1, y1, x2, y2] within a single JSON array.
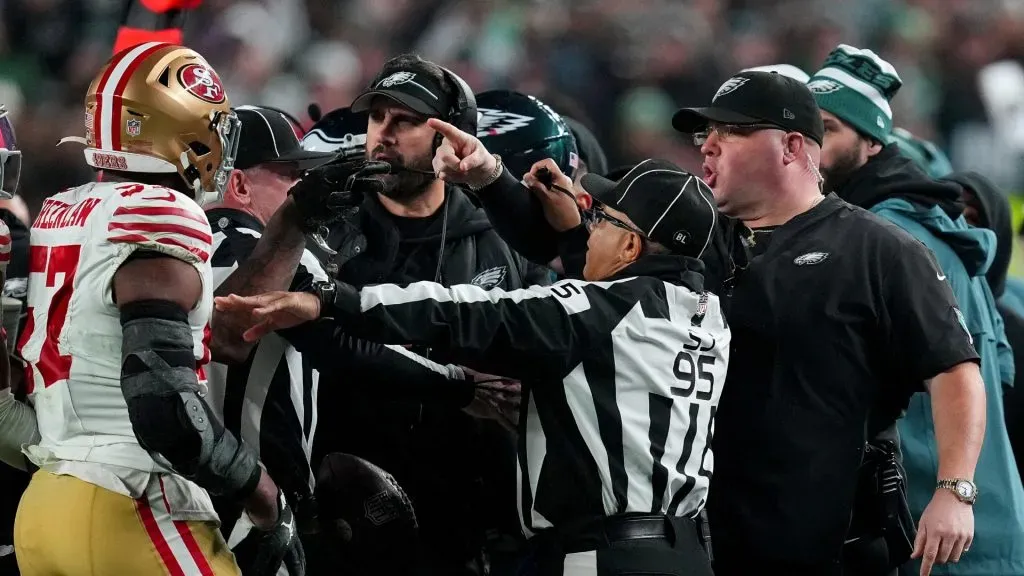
[[104, 189, 282, 528], [114, 254, 285, 521]]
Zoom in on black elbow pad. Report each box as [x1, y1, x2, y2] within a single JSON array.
[[120, 299, 261, 500]]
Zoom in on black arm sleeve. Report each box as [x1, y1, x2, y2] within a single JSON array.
[[277, 321, 474, 406], [321, 277, 627, 381], [879, 239, 980, 386], [120, 299, 261, 500], [478, 169, 562, 265]]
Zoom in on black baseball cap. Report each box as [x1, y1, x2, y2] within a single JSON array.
[[580, 159, 717, 259], [234, 106, 337, 170], [672, 71, 825, 145], [350, 66, 449, 118]]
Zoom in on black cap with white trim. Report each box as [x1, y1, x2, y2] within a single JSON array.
[[350, 68, 450, 118], [672, 71, 825, 146], [580, 159, 717, 259], [233, 105, 337, 171]]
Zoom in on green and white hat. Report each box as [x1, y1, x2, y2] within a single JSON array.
[[807, 44, 903, 143]]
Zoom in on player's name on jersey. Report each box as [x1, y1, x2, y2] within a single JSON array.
[[34, 197, 102, 230]]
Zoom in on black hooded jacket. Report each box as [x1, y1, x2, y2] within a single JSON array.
[[308, 183, 546, 575], [836, 144, 965, 218], [943, 171, 1013, 298], [320, 182, 549, 290]]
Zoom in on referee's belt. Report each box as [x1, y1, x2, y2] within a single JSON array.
[[528, 513, 698, 555]]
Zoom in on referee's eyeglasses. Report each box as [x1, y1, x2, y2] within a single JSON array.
[[583, 206, 654, 253], [692, 122, 785, 146]]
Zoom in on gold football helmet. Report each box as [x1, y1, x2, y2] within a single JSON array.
[[61, 42, 240, 204]]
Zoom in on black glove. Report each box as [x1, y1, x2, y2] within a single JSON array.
[[233, 490, 306, 576], [288, 157, 391, 233]]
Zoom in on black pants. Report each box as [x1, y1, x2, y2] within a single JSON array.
[[522, 514, 712, 576]]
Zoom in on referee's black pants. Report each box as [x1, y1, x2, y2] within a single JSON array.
[[520, 513, 713, 576]]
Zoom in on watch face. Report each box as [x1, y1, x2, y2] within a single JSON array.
[[956, 481, 975, 499]]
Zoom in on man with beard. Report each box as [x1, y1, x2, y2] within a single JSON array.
[[672, 69, 986, 576], [309, 54, 547, 576], [808, 45, 1024, 575]]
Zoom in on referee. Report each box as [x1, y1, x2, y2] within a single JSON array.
[[218, 149, 729, 576], [204, 105, 336, 545]]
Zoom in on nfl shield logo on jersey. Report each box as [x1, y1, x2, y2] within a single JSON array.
[[126, 118, 142, 137]]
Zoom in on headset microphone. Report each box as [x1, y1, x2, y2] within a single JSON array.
[[378, 159, 436, 176]]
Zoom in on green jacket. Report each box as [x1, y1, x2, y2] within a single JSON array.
[[872, 197, 1024, 575]]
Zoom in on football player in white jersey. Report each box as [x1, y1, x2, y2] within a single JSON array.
[[12, 43, 302, 575], [0, 102, 29, 471]]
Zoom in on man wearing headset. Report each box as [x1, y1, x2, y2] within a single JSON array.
[[289, 54, 545, 575]]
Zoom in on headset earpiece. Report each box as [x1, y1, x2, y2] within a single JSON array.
[[439, 66, 477, 135]]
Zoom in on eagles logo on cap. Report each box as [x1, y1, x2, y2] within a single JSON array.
[[806, 79, 844, 94], [378, 71, 416, 88], [713, 77, 750, 101]]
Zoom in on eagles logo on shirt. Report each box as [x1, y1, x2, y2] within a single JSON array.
[[471, 266, 507, 290], [476, 109, 534, 137]]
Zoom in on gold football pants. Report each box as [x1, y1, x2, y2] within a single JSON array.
[[14, 470, 240, 575]]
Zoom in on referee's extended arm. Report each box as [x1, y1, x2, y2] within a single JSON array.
[[277, 320, 475, 405], [216, 277, 618, 382]]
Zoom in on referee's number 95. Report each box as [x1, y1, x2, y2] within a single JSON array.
[[671, 330, 716, 401]]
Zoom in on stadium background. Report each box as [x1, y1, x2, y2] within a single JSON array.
[[4, 0, 1024, 273]]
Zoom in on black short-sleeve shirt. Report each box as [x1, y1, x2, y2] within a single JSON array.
[[710, 194, 978, 568]]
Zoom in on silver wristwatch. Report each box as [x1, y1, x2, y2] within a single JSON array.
[[936, 478, 978, 505]]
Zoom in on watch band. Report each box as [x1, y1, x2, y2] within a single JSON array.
[[311, 279, 337, 317], [936, 478, 978, 504], [470, 154, 503, 191]]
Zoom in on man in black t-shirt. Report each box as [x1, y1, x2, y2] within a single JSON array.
[[672, 71, 986, 575]]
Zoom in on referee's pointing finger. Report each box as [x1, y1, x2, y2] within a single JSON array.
[[214, 293, 268, 312]]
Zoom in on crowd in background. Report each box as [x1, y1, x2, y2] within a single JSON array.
[[4, 0, 1024, 213]]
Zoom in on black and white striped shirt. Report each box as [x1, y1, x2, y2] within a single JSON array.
[[314, 255, 731, 535], [205, 209, 327, 521]]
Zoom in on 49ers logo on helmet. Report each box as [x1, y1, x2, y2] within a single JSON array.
[[178, 63, 226, 104]]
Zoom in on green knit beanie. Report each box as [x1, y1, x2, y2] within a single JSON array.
[[807, 44, 903, 143]]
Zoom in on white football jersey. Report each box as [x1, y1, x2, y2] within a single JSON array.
[[18, 181, 213, 484]]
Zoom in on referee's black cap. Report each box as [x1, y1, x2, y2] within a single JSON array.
[[672, 71, 825, 146], [233, 105, 337, 171], [580, 159, 717, 259]]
